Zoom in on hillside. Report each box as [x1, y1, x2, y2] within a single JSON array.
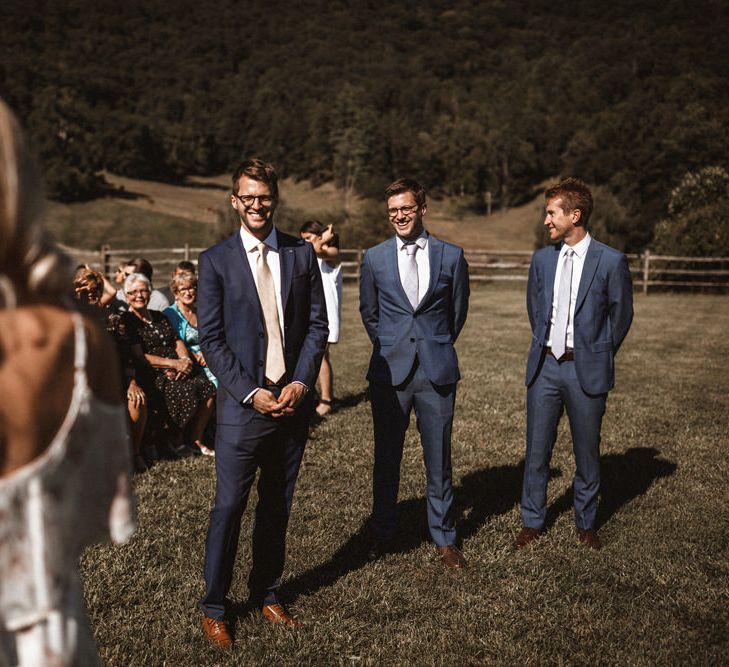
[[46, 173, 540, 252]]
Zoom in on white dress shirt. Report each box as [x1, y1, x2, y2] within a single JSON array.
[[396, 231, 430, 305], [547, 233, 591, 350]]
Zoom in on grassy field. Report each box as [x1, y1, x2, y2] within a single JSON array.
[[80, 285, 729, 666]]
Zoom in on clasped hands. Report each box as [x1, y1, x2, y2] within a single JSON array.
[[251, 382, 307, 417], [165, 356, 194, 381]]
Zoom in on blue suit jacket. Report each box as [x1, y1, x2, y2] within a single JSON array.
[[359, 235, 469, 387], [525, 239, 633, 395], [198, 230, 329, 425]]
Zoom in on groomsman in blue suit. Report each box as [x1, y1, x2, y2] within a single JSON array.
[[516, 178, 633, 550], [359, 178, 470, 568], [197, 159, 328, 647]]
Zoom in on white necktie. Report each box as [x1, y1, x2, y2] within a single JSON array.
[[402, 242, 419, 309], [551, 248, 574, 360], [255, 243, 286, 383]]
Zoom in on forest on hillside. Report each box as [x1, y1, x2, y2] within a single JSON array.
[[2, 0, 729, 252]]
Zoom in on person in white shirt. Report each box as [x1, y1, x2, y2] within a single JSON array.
[[516, 178, 633, 551]]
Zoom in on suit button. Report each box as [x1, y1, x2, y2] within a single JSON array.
[[410, 337, 415, 342], [258, 360, 263, 366], [259, 332, 264, 338]]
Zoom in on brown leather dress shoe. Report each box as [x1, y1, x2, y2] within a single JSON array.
[[436, 545, 467, 569], [202, 615, 233, 648], [261, 603, 302, 628], [514, 527, 541, 549], [577, 528, 602, 550]]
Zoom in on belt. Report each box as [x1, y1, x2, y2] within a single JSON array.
[[544, 346, 574, 362]]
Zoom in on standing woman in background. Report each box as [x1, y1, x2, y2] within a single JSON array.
[[0, 99, 135, 666], [300, 220, 342, 417]]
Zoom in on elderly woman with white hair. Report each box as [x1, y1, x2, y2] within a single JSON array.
[[122, 272, 215, 456], [0, 99, 135, 665]]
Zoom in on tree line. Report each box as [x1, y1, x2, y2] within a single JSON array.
[[1, 0, 728, 252]]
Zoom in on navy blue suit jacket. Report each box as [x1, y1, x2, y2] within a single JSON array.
[[359, 235, 469, 387], [525, 239, 633, 395], [198, 230, 329, 425]]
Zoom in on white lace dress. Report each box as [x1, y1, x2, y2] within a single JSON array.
[[0, 314, 136, 667]]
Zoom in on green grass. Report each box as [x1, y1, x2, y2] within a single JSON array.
[[80, 285, 729, 665]]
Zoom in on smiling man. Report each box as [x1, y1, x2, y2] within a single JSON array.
[[516, 177, 633, 551], [359, 178, 470, 568], [196, 158, 328, 647]]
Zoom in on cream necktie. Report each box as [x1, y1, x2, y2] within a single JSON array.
[[255, 243, 285, 383], [402, 242, 419, 309], [551, 248, 574, 360]]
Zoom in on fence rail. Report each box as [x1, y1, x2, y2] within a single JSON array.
[[65, 244, 729, 294]]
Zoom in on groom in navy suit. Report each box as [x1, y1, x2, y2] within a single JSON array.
[[197, 159, 328, 647], [516, 178, 633, 551], [359, 178, 470, 568]]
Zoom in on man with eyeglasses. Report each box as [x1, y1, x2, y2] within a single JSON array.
[[359, 178, 470, 569], [196, 158, 328, 647]]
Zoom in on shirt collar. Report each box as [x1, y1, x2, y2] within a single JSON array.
[[396, 230, 428, 251], [240, 225, 278, 253], [562, 232, 591, 259]]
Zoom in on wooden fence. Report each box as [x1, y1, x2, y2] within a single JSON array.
[[65, 244, 729, 294]]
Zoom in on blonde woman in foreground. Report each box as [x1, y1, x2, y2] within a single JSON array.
[[0, 99, 135, 666]]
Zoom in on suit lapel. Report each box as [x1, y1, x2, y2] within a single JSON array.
[[387, 237, 414, 310], [543, 243, 560, 316], [227, 233, 259, 310], [417, 235, 443, 310], [277, 230, 295, 315], [575, 240, 603, 314]]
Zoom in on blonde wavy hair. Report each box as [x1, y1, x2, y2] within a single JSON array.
[[0, 98, 71, 308]]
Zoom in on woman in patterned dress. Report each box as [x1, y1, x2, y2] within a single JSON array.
[[0, 98, 135, 666], [122, 273, 215, 456], [163, 271, 217, 456]]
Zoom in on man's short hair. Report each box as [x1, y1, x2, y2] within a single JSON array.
[[176, 260, 196, 274], [232, 158, 279, 200], [545, 178, 593, 227], [128, 257, 154, 281], [385, 178, 427, 208]]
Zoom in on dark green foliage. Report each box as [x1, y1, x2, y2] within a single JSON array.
[[2, 0, 729, 250], [653, 166, 729, 256]]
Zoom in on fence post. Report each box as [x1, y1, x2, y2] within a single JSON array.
[[184, 243, 190, 261], [100, 244, 111, 279], [356, 248, 362, 286], [642, 249, 650, 295]]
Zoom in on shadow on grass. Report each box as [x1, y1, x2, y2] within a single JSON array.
[[281, 448, 675, 603], [544, 446, 677, 530], [280, 462, 528, 604]]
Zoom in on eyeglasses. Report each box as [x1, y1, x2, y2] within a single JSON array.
[[126, 289, 150, 297], [233, 193, 274, 207], [177, 287, 197, 294], [387, 204, 419, 218]]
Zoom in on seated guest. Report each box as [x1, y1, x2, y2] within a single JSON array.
[[160, 259, 196, 304], [122, 273, 215, 456], [115, 257, 170, 311], [164, 271, 216, 456], [73, 266, 149, 472]]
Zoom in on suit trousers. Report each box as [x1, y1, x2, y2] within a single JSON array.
[[522, 353, 607, 530], [199, 389, 310, 619], [370, 361, 457, 547]]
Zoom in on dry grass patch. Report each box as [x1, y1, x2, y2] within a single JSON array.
[[81, 286, 729, 665]]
